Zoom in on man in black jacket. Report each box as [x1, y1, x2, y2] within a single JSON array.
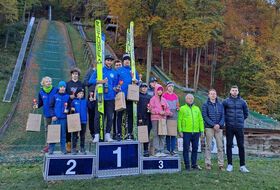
[[223, 85, 249, 173]]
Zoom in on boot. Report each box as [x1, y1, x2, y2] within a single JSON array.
[[66, 142, 71, 153]]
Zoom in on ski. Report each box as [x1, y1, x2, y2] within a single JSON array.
[[130, 21, 138, 140], [95, 19, 104, 141]]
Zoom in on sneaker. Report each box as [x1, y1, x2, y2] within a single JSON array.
[[154, 152, 161, 157], [116, 133, 122, 141], [192, 165, 202, 170], [170, 151, 178, 156], [92, 134, 100, 143], [66, 142, 71, 153], [80, 148, 86, 155], [41, 146, 49, 153], [48, 150, 54, 155], [219, 166, 225, 171], [226, 164, 233, 172], [126, 134, 134, 140], [205, 164, 212, 170], [159, 152, 168, 157], [61, 150, 67, 155], [105, 133, 114, 142], [143, 151, 149, 157], [240, 166, 250, 173], [71, 148, 77, 155]]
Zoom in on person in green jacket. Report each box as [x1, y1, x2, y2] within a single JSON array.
[[178, 94, 204, 171]]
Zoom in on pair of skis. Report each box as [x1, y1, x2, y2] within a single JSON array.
[[95, 20, 138, 141], [95, 20, 105, 141], [126, 22, 138, 140]]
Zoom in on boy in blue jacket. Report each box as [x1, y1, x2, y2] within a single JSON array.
[[49, 81, 70, 154], [90, 55, 119, 142], [70, 88, 87, 154], [116, 53, 139, 140]]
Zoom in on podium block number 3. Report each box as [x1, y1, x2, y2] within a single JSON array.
[[113, 147, 122, 167], [66, 159, 77, 175], [159, 160, 164, 169]]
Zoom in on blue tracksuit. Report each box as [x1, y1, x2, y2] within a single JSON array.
[[49, 92, 70, 119], [117, 65, 139, 97], [38, 87, 58, 118], [89, 66, 118, 100], [71, 98, 88, 124]]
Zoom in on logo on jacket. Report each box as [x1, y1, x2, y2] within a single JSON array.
[[110, 73, 114, 78]]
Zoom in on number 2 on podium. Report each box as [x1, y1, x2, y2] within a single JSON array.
[[113, 147, 122, 167]]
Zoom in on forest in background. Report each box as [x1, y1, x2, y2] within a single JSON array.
[[1, 0, 280, 118]]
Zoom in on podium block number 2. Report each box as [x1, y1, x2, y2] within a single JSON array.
[[113, 147, 121, 167], [66, 160, 77, 175]]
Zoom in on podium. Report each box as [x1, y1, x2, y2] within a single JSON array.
[[43, 141, 181, 181], [43, 152, 95, 181], [96, 141, 140, 178], [141, 156, 181, 174]]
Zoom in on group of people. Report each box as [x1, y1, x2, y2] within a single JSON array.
[[35, 52, 250, 173]]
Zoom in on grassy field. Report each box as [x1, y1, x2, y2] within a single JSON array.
[[0, 157, 279, 190]]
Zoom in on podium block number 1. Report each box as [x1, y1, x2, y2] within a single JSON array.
[[113, 147, 121, 167]]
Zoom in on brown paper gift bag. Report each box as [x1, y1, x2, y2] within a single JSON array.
[[158, 119, 167, 135], [26, 113, 42, 132], [138, 125, 149, 143], [167, 120, 177, 136], [115, 92, 126, 111], [67, 113, 81, 132], [47, 124, 61, 143], [127, 84, 139, 101]]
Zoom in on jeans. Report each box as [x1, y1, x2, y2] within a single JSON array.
[[166, 136, 177, 152], [88, 100, 95, 137], [152, 120, 166, 153], [183, 132, 200, 169], [49, 118, 67, 153], [94, 100, 115, 134], [226, 127, 245, 166], [205, 128, 224, 166], [72, 123, 86, 149]]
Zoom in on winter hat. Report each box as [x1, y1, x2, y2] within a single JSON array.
[[122, 53, 131, 61], [140, 83, 148, 88], [75, 87, 84, 96], [149, 77, 157, 83], [105, 55, 114, 60], [166, 81, 174, 87], [58, 81, 66, 88], [157, 86, 164, 91]]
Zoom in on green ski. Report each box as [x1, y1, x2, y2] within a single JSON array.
[[129, 21, 138, 140], [95, 20, 104, 141]]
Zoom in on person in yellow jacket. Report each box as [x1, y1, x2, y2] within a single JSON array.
[[178, 94, 204, 171]]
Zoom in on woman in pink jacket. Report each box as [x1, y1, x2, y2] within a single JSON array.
[[149, 84, 172, 157]]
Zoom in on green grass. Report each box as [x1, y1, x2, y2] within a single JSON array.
[[0, 158, 279, 190]]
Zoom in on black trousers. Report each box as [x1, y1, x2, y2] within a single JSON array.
[[72, 124, 86, 149], [226, 127, 245, 166], [88, 100, 96, 137], [117, 100, 133, 135], [94, 100, 115, 134]]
